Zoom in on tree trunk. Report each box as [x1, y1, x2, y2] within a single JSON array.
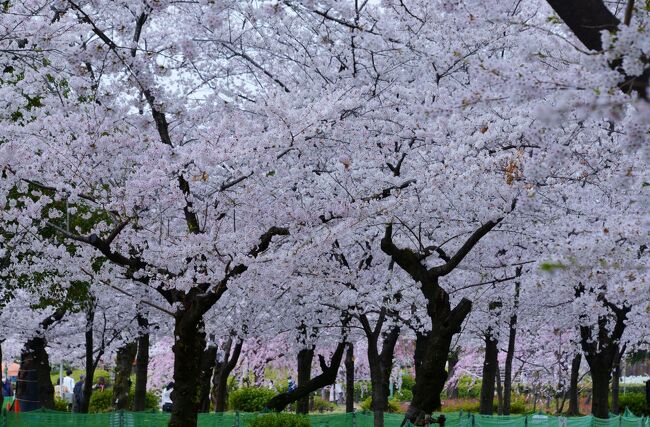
[[359, 312, 400, 427], [568, 353, 582, 416], [168, 312, 206, 427], [480, 332, 498, 415], [16, 337, 55, 411], [405, 325, 455, 424], [503, 279, 520, 415], [611, 349, 622, 414], [80, 307, 96, 413], [133, 315, 150, 411], [211, 338, 243, 413], [380, 221, 499, 426], [496, 364, 503, 415], [589, 360, 611, 418], [345, 343, 354, 413], [15, 309, 65, 411], [503, 317, 517, 414], [446, 348, 460, 399], [414, 332, 428, 379], [113, 341, 137, 410], [198, 344, 217, 413], [297, 347, 314, 414]]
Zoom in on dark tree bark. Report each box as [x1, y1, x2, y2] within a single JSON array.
[[446, 347, 460, 399], [0, 341, 3, 412], [211, 337, 243, 412], [345, 343, 354, 413], [381, 216, 508, 425], [198, 344, 217, 413], [266, 343, 346, 412], [496, 364, 503, 415], [480, 332, 498, 415], [167, 312, 207, 427], [15, 308, 65, 411], [359, 310, 400, 427], [80, 306, 97, 413], [503, 277, 520, 415], [133, 314, 150, 411], [545, 0, 649, 99], [413, 332, 428, 379], [296, 347, 314, 414], [113, 341, 137, 410], [568, 353, 582, 416], [576, 285, 630, 419], [610, 345, 625, 415]]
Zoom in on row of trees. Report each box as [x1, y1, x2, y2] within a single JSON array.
[[0, 0, 648, 426]]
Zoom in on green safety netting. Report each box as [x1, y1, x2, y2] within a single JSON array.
[[2, 410, 648, 427]]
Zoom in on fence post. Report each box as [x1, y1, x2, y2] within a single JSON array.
[[236, 411, 240, 427], [472, 414, 476, 427], [352, 411, 356, 427]]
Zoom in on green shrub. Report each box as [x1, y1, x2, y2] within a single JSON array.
[[89, 390, 113, 413], [456, 376, 482, 399], [509, 397, 528, 414], [395, 388, 413, 402], [401, 375, 415, 391], [251, 413, 311, 427], [619, 393, 649, 416], [88, 389, 159, 413], [229, 387, 277, 412], [441, 399, 481, 413], [360, 396, 401, 412], [54, 397, 69, 412], [312, 396, 335, 412]]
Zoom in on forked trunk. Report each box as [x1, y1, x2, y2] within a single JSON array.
[[198, 344, 217, 412], [266, 343, 346, 412], [211, 338, 242, 413]]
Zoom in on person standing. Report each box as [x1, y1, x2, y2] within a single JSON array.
[[62, 370, 75, 407], [287, 376, 296, 393], [2, 377, 12, 397], [72, 375, 84, 413], [161, 382, 174, 413]]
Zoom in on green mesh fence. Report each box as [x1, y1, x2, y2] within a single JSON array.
[[2, 410, 648, 427]]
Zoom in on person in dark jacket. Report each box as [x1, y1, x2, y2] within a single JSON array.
[[72, 375, 84, 412]]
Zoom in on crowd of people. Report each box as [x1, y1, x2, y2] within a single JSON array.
[[56, 369, 110, 412]]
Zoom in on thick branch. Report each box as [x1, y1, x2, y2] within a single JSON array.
[[249, 227, 290, 257], [380, 224, 430, 283], [430, 218, 504, 277], [546, 0, 649, 99], [265, 342, 346, 412]]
